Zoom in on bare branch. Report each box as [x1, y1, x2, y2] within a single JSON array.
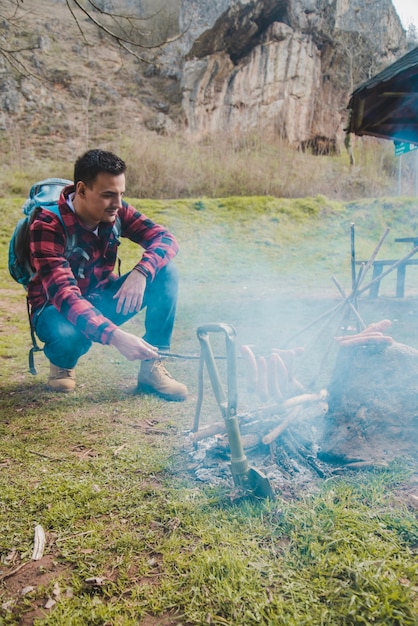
[[66, 0, 184, 50], [64, 0, 91, 46], [1, 0, 187, 77]]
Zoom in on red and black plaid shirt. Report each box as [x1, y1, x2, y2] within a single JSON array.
[[28, 186, 179, 345]]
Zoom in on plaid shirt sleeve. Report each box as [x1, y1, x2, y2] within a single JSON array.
[[119, 203, 179, 280]]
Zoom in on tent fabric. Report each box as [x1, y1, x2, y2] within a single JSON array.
[[347, 46, 418, 145]]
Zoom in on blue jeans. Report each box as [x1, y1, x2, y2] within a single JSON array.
[[33, 263, 178, 369]]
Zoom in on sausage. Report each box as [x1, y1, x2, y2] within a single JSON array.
[[267, 353, 283, 400], [337, 334, 393, 347], [271, 348, 296, 378], [256, 356, 269, 402], [272, 347, 305, 395], [271, 352, 289, 397], [361, 319, 392, 335], [335, 331, 383, 343], [240, 345, 258, 393]]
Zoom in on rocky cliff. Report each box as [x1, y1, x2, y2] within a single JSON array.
[[0, 0, 407, 158], [179, 0, 406, 148]]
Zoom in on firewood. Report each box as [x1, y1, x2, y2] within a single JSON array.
[[262, 400, 328, 445]]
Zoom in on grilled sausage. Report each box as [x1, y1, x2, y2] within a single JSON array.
[[335, 331, 383, 342], [337, 334, 393, 347], [256, 356, 269, 402], [267, 353, 283, 400], [240, 345, 258, 393], [361, 319, 392, 334]]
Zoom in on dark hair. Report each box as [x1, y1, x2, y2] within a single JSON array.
[[73, 149, 126, 186]]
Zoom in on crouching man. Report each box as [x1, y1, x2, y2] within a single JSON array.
[[28, 149, 187, 401]]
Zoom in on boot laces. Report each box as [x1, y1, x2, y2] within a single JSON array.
[[50, 366, 74, 379], [154, 359, 173, 379]]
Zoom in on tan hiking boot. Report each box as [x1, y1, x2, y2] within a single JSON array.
[[137, 359, 188, 402], [47, 363, 76, 392]]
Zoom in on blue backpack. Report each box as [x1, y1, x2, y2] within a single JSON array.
[[8, 178, 73, 287]]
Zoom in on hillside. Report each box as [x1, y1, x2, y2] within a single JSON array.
[[0, 0, 408, 167], [0, 0, 184, 163]]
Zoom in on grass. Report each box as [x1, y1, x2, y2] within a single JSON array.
[[0, 194, 417, 624], [2, 130, 418, 202]]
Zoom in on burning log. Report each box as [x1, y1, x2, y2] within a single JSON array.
[[213, 432, 263, 452], [262, 391, 328, 445], [190, 421, 226, 442], [190, 391, 328, 447]]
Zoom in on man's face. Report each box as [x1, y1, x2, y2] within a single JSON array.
[[75, 172, 125, 228]]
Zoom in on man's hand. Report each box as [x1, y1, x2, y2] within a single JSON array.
[[113, 270, 147, 315], [109, 328, 159, 361]]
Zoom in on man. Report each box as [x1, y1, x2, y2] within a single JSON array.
[[28, 149, 187, 401]]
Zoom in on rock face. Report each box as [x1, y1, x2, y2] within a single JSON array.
[[180, 0, 406, 147], [317, 341, 418, 465], [0, 0, 408, 153]]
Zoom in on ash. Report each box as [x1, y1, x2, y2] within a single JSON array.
[[186, 428, 330, 498]]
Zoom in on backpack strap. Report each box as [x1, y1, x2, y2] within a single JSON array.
[[27, 297, 44, 376], [113, 215, 122, 276], [45, 204, 91, 278]]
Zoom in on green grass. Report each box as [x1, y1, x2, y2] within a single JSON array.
[[0, 195, 417, 624]]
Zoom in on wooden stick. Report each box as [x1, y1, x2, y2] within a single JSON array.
[[350, 223, 356, 291], [281, 390, 328, 408], [262, 400, 327, 445], [189, 421, 226, 442], [0, 561, 29, 581], [331, 275, 366, 330], [284, 300, 344, 346], [262, 407, 301, 445]]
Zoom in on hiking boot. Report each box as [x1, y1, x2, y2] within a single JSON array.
[[47, 363, 76, 392], [137, 359, 188, 402]]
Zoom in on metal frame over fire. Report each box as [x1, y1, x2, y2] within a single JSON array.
[[193, 323, 275, 500]]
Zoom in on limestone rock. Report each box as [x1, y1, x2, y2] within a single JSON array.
[[181, 0, 406, 146]]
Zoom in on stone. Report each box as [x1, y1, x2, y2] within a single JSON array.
[[317, 341, 418, 465]]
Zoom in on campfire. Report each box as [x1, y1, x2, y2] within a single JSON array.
[[185, 231, 418, 499], [186, 317, 418, 500]]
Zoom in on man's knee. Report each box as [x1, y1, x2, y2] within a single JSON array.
[[34, 307, 91, 366], [154, 262, 178, 293]]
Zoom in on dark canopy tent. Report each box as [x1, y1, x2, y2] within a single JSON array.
[[347, 46, 418, 145]]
